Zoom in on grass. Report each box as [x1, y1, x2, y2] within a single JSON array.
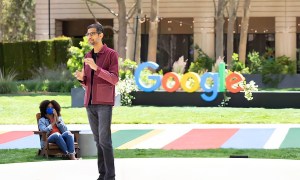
[[1, 93, 300, 164], [2, 148, 300, 164], [1, 93, 300, 124]]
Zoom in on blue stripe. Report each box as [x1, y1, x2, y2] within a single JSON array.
[[221, 128, 275, 149], [0, 135, 40, 149]]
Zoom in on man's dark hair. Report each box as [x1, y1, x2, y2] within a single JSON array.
[[87, 23, 103, 34]]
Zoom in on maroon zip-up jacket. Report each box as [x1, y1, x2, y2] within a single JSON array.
[[80, 44, 119, 106]]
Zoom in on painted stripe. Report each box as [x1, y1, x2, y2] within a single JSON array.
[[163, 129, 239, 150], [264, 127, 289, 149], [134, 128, 192, 149], [117, 129, 163, 149], [221, 128, 275, 149], [111, 130, 118, 133], [0, 131, 7, 135], [0, 131, 33, 144], [112, 129, 153, 148], [280, 128, 300, 148], [0, 134, 40, 149]]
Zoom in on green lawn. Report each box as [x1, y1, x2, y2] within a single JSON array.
[[1, 93, 300, 124], [1, 93, 300, 164], [2, 148, 300, 164]]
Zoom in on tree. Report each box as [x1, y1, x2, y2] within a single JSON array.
[[238, 0, 251, 64], [226, 0, 239, 68], [214, 0, 228, 60], [133, 0, 142, 63], [0, 0, 35, 42], [85, 0, 138, 59], [147, 0, 159, 63]]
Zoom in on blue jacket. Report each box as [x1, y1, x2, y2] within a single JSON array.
[[38, 116, 68, 148]]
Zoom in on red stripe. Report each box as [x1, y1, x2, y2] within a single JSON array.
[[0, 131, 34, 144], [163, 129, 239, 150]]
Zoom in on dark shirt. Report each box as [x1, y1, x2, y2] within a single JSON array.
[[88, 49, 98, 105]]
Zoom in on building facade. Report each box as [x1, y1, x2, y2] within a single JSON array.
[[35, 0, 300, 72]]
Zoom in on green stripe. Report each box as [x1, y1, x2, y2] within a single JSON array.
[[280, 128, 300, 148], [112, 129, 153, 148]]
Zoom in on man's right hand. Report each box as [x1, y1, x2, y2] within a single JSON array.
[[74, 69, 84, 81]]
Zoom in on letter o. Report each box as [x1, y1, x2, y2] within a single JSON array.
[[180, 72, 200, 93], [161, 72, 180, 92]]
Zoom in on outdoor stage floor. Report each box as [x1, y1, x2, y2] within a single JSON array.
[[1, 158, 300, 180]]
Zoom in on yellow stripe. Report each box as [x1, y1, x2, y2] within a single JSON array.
[[111, 130, 118, 133], [117, 129, 163, 149]]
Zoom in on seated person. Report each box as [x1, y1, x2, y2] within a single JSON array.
[[38, 100, 78, 160]]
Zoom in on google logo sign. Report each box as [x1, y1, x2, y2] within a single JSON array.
[[134, 62, 244, 102]]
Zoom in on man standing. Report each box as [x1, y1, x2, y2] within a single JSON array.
[[74, 23, 118, 180]]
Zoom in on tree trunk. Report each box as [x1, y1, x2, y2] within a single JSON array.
[[134, 0, 142, 64], [238, 0, 251, 64], [0, 1, 3, 42], [215, 0, 227, 60], [226, 0, 239, 68], [147, 0, 158, 62], [117, 0, 127, 59]]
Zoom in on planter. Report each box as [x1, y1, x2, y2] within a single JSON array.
[[71, 87, 85, 107], [132, 91, 300, 108], [71, 87, 121, 107], [243, 74, 300, 88]]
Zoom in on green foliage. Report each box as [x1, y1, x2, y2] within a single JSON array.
[[188, 45, 214, 74], [230, 53, 249, 73], [67, 37, 92, 74], [261, 55, 296, 87], [54, 37, 72, 65], [71, 37, 83, 48], [16, 64, 76, 93], [118, 58, 137, 80], [38, 40, 56, 69], [0, 43, 3, 70], [2, 42, 24, 79], [247, 51, 262, 74], [262, 47, 275, 60], [22, 41, 39, 79], [0, 0, 35, 42], [0, 69, 18, 94]]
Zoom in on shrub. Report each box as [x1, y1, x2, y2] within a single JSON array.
[[188, 45, 214, 74], [247, 51, 262, 74], [54, 36, 72, 65], [38, 40, 56, 69], [0, 69, 18, 94], [67, 36, 92, 74], [118, 58, 137, 80]]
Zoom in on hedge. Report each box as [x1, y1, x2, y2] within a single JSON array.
[[54, 37, 72, 65], [0, 43, 3, 72], [22, 41, 39, 79], [38, 40, 56, 69], [1, 37, 74, 80], [3, 42, 24, 79]]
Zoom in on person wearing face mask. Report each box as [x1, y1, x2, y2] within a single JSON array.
[[38, 100, 78, 160]]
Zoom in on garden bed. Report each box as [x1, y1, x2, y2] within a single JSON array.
[[132, 91, 300, 108]]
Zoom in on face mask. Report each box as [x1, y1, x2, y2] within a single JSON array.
[[46, 107, 54, 115]]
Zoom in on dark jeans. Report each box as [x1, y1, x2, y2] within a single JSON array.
[[86, 105, 115, 180]]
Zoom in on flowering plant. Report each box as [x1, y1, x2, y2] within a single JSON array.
[[219, 72, 258, 107], [116, 75, 138, 106]]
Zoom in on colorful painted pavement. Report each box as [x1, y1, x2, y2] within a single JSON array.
[[1, 124, 300, 150]]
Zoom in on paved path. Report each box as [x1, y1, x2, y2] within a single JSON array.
[[1, 158, 300, 180]]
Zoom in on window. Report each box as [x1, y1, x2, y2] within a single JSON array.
[[141, 18, 194, 73], [224, 17, 275, 64]]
